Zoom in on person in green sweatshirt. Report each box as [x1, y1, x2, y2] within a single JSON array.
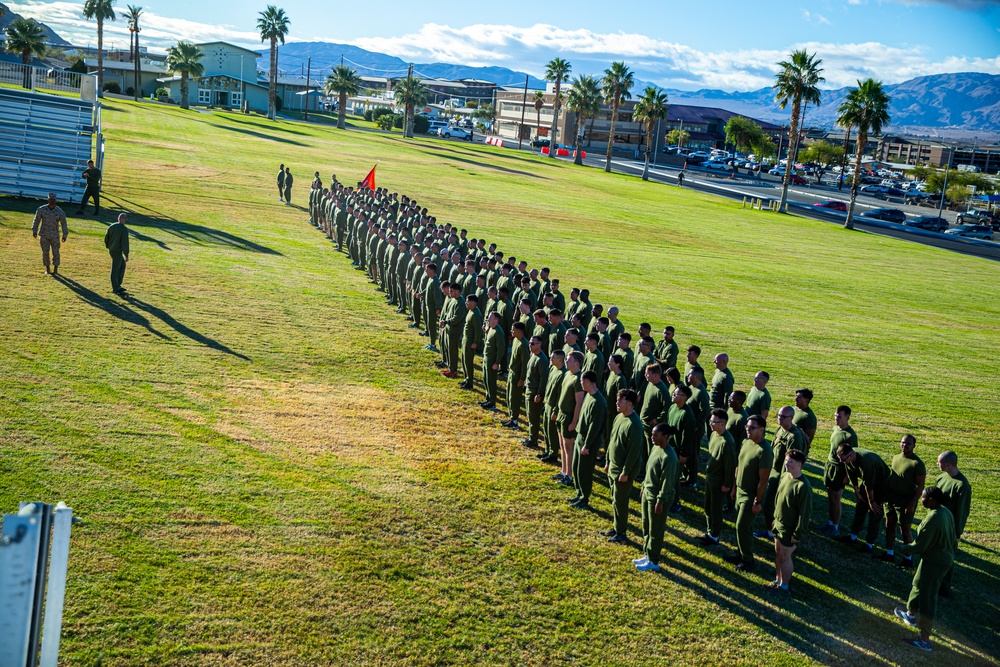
[[522, 337, 549, 449], [639, 364, 671, 465], [933, 450, 971, 597], [894, 487, 956, 653], [103, 213, 130, 294], [569, 371, 607, 509], [726, 415, 773, 572], [883, 434, 926, 567], [540, 350, 566, 463], [602, 388, 643, 544], [459, 295, 483, 390], [503, 321, 530, 429], [837, 442, 890, 554], [699, 408, 737, 548], [655, 326, 679, 370], [480, 311, 506, 410], [767, 449, 812, 594], [555, 351, 585, 485], [757, 406, 805, 540], [634, 422, 679, 572]]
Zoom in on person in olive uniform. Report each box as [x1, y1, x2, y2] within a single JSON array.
[[283, 167, 293, 205], [522, 336, 549, 448], [540, 350, 566, 463], [933, 450, 971, 597], [768, 449, 812, 594], [503, 321, 530, 429], [710, 353, 735, 410], [103, 213, 130, 294], [726, 415, 773, 572], [819, 405, 858, 537], [792, 388, 818, 456], [77, 159, 101, 215], [757, 406, 805, 539], [276, 164, 285, 201], [745, 371, 772, 420], [699, 408, 737, 547], [554, 351, 585, 485], [569, 371, 607, 509], [883, 434, 926, 567], [894, 487, 956, 653], [32, 193, 69, 275], [480, 311, 506, 410], [602, 389, 643, 544], [634, 422, 679, 572], [459, 295, 483, 390], [837, 442, 890, 554], [655, 326, 679, 370]]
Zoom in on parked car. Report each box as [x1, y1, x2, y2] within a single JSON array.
[[427, 120, 447, 135], [703, 159, 730, 170], [956, 209, 1000, 228], [945, 224, 994, 240], [904, 216, 949, 232], [789, 174, 808, 185], [859, 208, 907, 223], [438, 126, 471, 139], [768, 167, 783, 175], [532, 138, 550, 149], [814, 199, 848, 211], [884, 187, 906, 197]]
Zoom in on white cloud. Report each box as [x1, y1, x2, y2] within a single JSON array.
[[801, 10, 832, 24], [6, 3, 999, 92]]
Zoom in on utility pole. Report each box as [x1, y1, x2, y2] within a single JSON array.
[[304, 56, 311, 121], [517, 74, 528, 151], [937, 146, 953, 221], [405, 62, 414, 138]]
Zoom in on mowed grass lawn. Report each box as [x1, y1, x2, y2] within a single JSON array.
[[1, 100, 998, 666]]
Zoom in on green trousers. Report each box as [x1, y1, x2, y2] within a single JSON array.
[[507, 379, 524, 421], [736, 499, 755, 562], [908, 557, 951, 636], [544, 405, 559, 455], [573, 442, 596, 501], [462, 344, 475, 384], [526, 398, 544, 443], [610, 476, 632, 535], [684, 434, 702, 484], [762, 474, 780, 528], [447, 327, 462, 373], [412, 297, 422, 327], [484, 360, 499, 404], [704, 482, 725, 539], [850, 495, 883, 544], [642, 498, 668, 564], [425, 305, 438, 345]]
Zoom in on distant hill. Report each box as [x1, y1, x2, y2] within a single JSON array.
[[0, 2, 71, 47]]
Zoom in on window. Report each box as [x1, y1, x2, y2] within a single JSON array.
[[230, 91, 242, 107], [198, 88, 211, 104]]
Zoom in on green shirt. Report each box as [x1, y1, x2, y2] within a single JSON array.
[[525, 352, 549, 401], [772, 473, 813, 542], [639, 380, 670, 426], [710, 368, 734, 409], [746, 387, 772, 417], [548, 323, 567, 357], [933, 472, 971, 537], [463, 307, 483, 349], [845, 448, 889, 492], [887, 452, 926, 502], [655, 339, 679, 370], [770, 424, 805, 476], [689, 384, 710, 436], [705, 430, 737, 487], [643, 445, 679, 506], [726, 407, 749, 451], [605, 371, 628, 402], [736, 438, 773, 503], [631, 352, 655, 395], [827, 425, 858, 464], [508, 337, 530, 385], [575, 391, 608, 451], [582, 349, 605, 389], [618, 347, 634, 380], [103, 221, 129, 256], [608, 411, 644, 479], [544, 366, 566, 409], [666, 402, 697, 461], [900, 507, 955, 566], [557, 369, 583, 420]]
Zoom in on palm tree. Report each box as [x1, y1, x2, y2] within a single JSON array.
[[82, 0, 116, 98], [125, 5, 142, 101], [4, 18, 47, 88], [532, 90, 545, 140], [471, 103, 496, 133], [666, 128, 689, 149], [325, 64, 361, 129], [165, 41, 204, 110], [257, 5, 290, 121], [837, 79, 891, 230], [544, 58, 571, 158], [566, 74, 601, 165], [632, 86, 669, 180], [773, 49, 824, 212], [394, 75, 428, 138], [601, 61, 634, 173]]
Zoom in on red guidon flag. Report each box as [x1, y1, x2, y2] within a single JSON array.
[[360, 164, 376, 191]]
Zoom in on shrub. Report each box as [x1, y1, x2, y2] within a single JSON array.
[[376, 114, 394, 131], [155, 87, 169, 98], [102, 81, 121, 94], [69, 59, 88, 74], [371, 107, 392, 122], [275, 97, 283, 112], [125, 86, 134, 97], [412, 115, 430, 135], [392, 113, 404, 129], [363, 109, 374, 122]]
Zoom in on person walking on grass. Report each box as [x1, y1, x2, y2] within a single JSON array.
[[32, 193, 68, 276], [277, 163, 286, 201], [104, 213, 130, 295], [283, 167, 293, 205]]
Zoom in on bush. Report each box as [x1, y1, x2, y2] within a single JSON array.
[[275, 96, 283, 112], [376, 114, 394, 131], [155, 87, 169, 98], [102, 81, 121, 94], [363, 109, 374, 122], [371, 107, 392, 122], [412, 115, 430, 135], [125, 86, 134, 97], [69, 59, 88, 74]]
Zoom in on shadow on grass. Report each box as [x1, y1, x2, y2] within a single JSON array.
[[218, 113, 313, 136], [121, 293, 250, 361], [52, 274, 169, 340], [102, 195, 282, 255], [406, 145, 551, 180], [142, 105, 309, 147]]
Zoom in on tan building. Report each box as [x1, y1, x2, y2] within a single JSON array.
[[877, 136, 953, 168]]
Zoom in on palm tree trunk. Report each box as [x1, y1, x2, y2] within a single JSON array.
[[21, 52, 31, 88], [605, 96, 619, 173], [778, 98, 801, 212], [573, 114, 585, 165], [338, 91, 347, 129], [134, 32, 142, 101], [535, 110, 541, 147], [548, 80, 560, 158], [268, 37, 277, 120], [405, 103, 414, 138], [844, 133, 866, 230], [97, 19, 105, 98], [180, 72, 189, 109], [642, 125, 652, 180]]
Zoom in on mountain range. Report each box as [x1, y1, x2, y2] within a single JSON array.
[[0, 2, 71, 46], [275, 42, 1000, 137]]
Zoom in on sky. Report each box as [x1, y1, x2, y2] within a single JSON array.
[[7, 0, 1000, 90]]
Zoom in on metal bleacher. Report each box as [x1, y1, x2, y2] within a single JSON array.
[[0, 87, 98, 204]]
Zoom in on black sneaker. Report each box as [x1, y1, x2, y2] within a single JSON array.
[[856, 542, 874, 554], [697, 534, 720, 547], [723, 554, 743, 564], [735, 560, 756, 572], [877, 552, 897, 564], [898, 557, 914, 570], [570, 500, 589, 510], [521, 440, 538, 448], [599, 529, 617, 537], [607, 533, 626, 544]]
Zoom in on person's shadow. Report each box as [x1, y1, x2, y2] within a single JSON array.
[[120, 294, 250, 360]]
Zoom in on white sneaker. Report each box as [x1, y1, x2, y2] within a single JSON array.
[[636, 561, 661, 572], [894, 606, 918, 628], [632, 556, 649, 565]]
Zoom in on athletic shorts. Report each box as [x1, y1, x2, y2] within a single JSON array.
[[886, 495, 913, 514], [558, 415, 577, 440], [824, 460, 847, 491], [776, 533, 797, 548]]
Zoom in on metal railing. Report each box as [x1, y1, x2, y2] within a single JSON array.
[[0, 62, 92, 96]]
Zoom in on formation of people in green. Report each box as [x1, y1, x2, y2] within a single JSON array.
[[305, 171, 973, 654]]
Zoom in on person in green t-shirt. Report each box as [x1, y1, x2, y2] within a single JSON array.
[[893, 487, 956, 654], [837, 442, 889, 553], [683, 345, 702, 378], [757, 406, 805, 540], [634, 422, 679, 572], [819, 405, 858, 537], [767, 448, 811, 594], [726, 415, 773, 571], [569, 371, 607, 509], [792, 388, 818, 456], [710, 353, 735, 410], [540, 350, 566, 463], [699, 408, 736, 547], [502, 322, 530, 429], [726, 391, 750, 455], [883, 434, 926, 567], [555, 351, 585, 485], [745, 371, 772, 420], [933, 450, 971, 597], [522, 337, 549, 449], [602, 388, 643, 544], [655, 326, 679, 371], [459, 295, 483, 390], [685, 366, 711, 485], [604, 354, 628, 448]]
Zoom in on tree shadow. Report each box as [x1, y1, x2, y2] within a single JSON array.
[[407, 145, 551, 180], [218, 113, 312, 137], [120, 293, 250, 361], [52, 274, 170, 340], [143, 105, 309, 146], [101, 195, 282, 255]]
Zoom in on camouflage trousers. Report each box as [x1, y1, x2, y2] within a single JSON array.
[[39, 234, 61, 267]]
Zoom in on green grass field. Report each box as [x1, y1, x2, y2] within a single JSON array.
[[1, 99, 998, 666]]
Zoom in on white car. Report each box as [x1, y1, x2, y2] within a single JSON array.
[[703, 159, 730, 170], [768, 167, 783, 175], [438, 126, 470, 139], [860, 184, 887, 194]]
